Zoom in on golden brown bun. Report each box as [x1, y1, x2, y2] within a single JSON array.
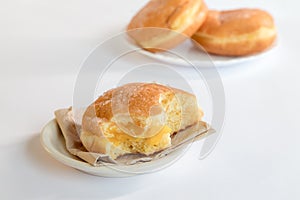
[[81, 83, 203, 159], [127, 0, 208, 52], [192, 9, 277, 56]]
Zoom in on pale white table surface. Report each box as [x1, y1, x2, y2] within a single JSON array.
[[1, 0, 299, 199]]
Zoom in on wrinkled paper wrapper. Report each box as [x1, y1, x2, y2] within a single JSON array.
[[55, 108, 214, 166]]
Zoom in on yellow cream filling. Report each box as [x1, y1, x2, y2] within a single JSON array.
[[103, 123, 172, 155]]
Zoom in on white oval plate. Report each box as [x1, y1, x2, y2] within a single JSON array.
[[126, 36, 275, 68], [40, 119, 188, 177]]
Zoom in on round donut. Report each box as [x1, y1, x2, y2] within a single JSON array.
[[127, 0, 208, 52], [192, 9, 277, 56]]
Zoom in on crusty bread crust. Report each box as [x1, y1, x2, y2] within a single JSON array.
[[192, 9, 277, 56]]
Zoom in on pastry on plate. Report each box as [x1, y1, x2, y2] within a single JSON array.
[[127, 0, 208, 52], [192, 9, 277, 56], [80, 83, 204, 159]]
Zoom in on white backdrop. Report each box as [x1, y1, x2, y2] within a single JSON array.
[[0, 0, 299, 199]]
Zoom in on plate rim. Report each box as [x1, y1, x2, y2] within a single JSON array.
[[125, 35, 277, 68], [40, 119, 137, 177], [40, 119, 196, 177]]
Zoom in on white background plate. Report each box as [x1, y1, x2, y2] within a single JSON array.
[[126, 36, 275, 68], [40, 119, 192, 177]]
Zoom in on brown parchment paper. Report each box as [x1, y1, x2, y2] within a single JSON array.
[[54, 108, 214, 166]]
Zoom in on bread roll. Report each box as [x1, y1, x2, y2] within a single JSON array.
[[80, 83, 203, 159], [127, 0, 208, 52], [192, 9, 277, 56]]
